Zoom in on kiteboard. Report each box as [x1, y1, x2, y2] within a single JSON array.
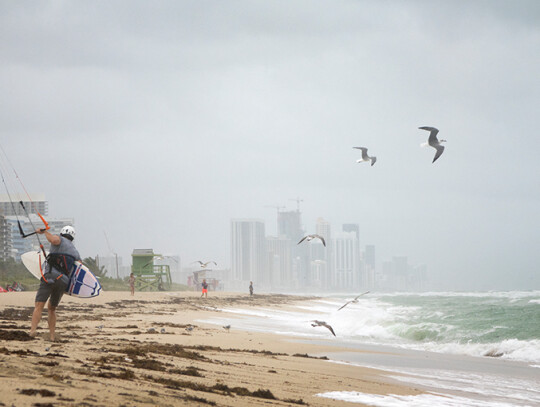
[[21, 251, 102, 298]]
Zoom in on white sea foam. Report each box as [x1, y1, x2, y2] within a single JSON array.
[[316, 391, 519, 406], [204, 292, 540, 363], [326, 359, 540, 405], [408, 338, 540, 364], [377, 291, 540, 299]]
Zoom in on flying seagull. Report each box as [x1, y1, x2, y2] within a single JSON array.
[[419, 126, 446, 163], [298, 234, 326, 247], [311, 320, 336, 337], [353, 147, 377, 166], [337, 291, 370, 311], [194, 261, 217, 268]]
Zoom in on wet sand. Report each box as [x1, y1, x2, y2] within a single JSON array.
[[0, 291, 422, 406]]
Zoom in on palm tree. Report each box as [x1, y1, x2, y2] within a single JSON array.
[[83, 256, 107, 278]]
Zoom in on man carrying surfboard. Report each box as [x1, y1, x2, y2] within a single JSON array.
[[29, 226, 81, 341]]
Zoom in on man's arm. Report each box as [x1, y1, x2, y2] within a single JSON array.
[[36, 229, 61, 246]]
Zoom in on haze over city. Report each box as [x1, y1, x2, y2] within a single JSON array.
[[1, 1, 539, 291]]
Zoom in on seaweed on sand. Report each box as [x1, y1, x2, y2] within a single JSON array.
[[0, 347, 38, 355], [146, 375, 277, 400], [0, 330, 35, 341], [19, 389, 56, 397], [292, 353, 328, 360], [186, 345, 286, 357], [0, 307, 34, 320], [96, 368, 136, 380], [116, 343, 209, 361], [168, 366, 204, 377]]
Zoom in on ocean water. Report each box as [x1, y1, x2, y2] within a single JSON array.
[[325, 291, 540, 363], [199, 291, 540, 406]]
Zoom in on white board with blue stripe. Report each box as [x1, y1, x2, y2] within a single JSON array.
[[21, 251, 102, 298]]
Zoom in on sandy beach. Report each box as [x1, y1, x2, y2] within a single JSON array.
[[0, 291, 423, 406]]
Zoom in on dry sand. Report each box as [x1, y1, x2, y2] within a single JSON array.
[[0, 291, 422, 406]]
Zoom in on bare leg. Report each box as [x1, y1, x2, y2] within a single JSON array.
[[30, 302, 46, 337], [47, 303, 57, 341]]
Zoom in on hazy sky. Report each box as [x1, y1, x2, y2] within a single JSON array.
[[1, 0, 539, 290]]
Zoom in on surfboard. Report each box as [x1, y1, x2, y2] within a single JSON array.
[[21, 251, 102, 298]]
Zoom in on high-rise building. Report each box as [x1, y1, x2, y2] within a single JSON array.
[[0, 215, 12, 261], [0, 194, 48, 217], [5, 215, 74, 260], [315, 218, 332, 287], [277, 210, 303, 241], [316, 218, 331, 242], [343, 224, 361, 287], [277, 209, 309, 288], [333, 231, 360, 290], [409, 264, 428, 291], [364, 245, 375, 270], [231, 219, 266, 286], [266, 236, 292, 288], [381, 260, 393, 290], [363, 244, 376, 290], [393, 256, 408, 291], [342, 224, 359, 239], [310, 259, 327, 289]]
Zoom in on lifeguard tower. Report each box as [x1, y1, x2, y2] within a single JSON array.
[[131, 249, 172, 291]]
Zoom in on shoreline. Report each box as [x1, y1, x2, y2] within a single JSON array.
[[0, 291, 422, 407], [194, 292, 540, 406]]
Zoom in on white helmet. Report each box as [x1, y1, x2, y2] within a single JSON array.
[[60, 225, 76, 240]]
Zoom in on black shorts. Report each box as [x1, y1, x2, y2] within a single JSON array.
[[35, 275, 68, 307]]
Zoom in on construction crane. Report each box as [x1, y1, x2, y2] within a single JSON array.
[[289, 197, 303, 212]]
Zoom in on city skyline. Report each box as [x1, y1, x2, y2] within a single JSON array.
[[0, 193, 427, 292], [228, 208, 427, 292]]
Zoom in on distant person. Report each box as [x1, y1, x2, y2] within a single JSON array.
[[129, 273, 136, 296], [201, 279, 208, 298], [249, 281, 253, 296], [30, 226, 81, 341]]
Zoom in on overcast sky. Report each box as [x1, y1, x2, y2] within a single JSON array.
[[1, 0, 539, 290]]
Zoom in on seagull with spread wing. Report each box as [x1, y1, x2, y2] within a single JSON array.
[[353, 147, 377, 166], [337, 291, 370, 311], [419, 126, 446, 163], [298, 234, 326, 247], [311, 320, 336, 336], [194, 260, 217, 268]]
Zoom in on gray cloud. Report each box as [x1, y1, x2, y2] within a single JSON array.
[[1, 0, 539, 290]]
